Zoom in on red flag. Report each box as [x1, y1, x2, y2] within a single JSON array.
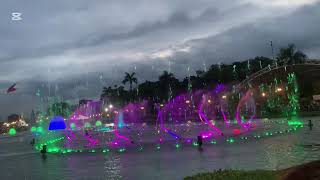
[[7, 83, 17, 93]]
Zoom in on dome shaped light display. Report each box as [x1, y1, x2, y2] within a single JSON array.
[[49, 116, 66, 130]]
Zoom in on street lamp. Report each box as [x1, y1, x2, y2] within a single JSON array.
[[276, 87, 282, 92]]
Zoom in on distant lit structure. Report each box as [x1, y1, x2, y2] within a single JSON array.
[[1, 114, 29, 134]]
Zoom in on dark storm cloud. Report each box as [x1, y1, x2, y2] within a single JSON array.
[[0, 0, 320, 118], [184, 1, 320, 61]]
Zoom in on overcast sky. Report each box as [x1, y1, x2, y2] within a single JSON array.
[[0, 0, 320, 119]]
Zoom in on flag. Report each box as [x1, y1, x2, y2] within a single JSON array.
[[7, 83, 17, 93]]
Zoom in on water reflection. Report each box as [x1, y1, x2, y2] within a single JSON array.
[[0, 118, 319, 180], [104, 155, 122, 180]]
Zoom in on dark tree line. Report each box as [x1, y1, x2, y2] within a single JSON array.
[[101, 44, 307, 106]]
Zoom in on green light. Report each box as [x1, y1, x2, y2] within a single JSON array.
[[288, 121, 303, 126], [70, 123, 76, 130], [95, 120, 102, 127], [91, 150, 96, 153], [175, 144, 181, 149], [227, 138, 234, 143], [9, 128, 16, 135], [37, 127, 43, 133], [265, 132, 269, 136], [156, 144, 161, 150], [48, 147, 60, 153], [31, 126, 37, 132], [95, 127, 112, 132], [84, 122, 91, 128], [193, 142, 199, 146], [210, 140, 217, 144], [118, 148, 125, 153]]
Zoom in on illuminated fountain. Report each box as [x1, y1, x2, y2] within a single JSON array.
[[31, 73, 304, 153]]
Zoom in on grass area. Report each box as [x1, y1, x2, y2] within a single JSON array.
[[184, 161, 320, 180], [184, 170, 278, 180]]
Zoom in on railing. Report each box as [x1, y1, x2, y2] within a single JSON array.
[[234, 59, 320, 92]]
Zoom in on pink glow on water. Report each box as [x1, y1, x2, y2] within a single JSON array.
[[236, 90, 256, 129]]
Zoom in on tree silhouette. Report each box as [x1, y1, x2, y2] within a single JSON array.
[[277, 44, 307, 65], [158, 71, 180, 100], [99, 44, 310, 115], [122, 72, 138, 92]]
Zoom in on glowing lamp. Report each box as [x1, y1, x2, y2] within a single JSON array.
[[30, 126, 37, 132], [95, 120, 102, 127], [37, 127, 44, 133], [233, 129, 241, 135], [49, 116, 66, 130], [9, 128, 16, 135], [70, 123, 76, 130]]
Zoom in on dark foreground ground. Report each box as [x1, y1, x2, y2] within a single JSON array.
[[185, 160, 320, 180]]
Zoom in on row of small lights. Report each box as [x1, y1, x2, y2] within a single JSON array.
[[3, 119, 29, 127], [261, 87, 283, 97], [184, 96, 227, 105], [37, 124, 303, 154]]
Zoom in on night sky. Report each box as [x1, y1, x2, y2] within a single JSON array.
[[0, 0, 320, 118]]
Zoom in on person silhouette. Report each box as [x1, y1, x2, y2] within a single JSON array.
[[308, 120, 313, 130], [40, 145, 47, 160], [30, 138, 35, 146], [197, 135, 203, 151]]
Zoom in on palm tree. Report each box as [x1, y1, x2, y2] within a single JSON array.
[[277, 44, 307, 65], [122, 72, 138, 92], [158, 71, 180, 100]]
